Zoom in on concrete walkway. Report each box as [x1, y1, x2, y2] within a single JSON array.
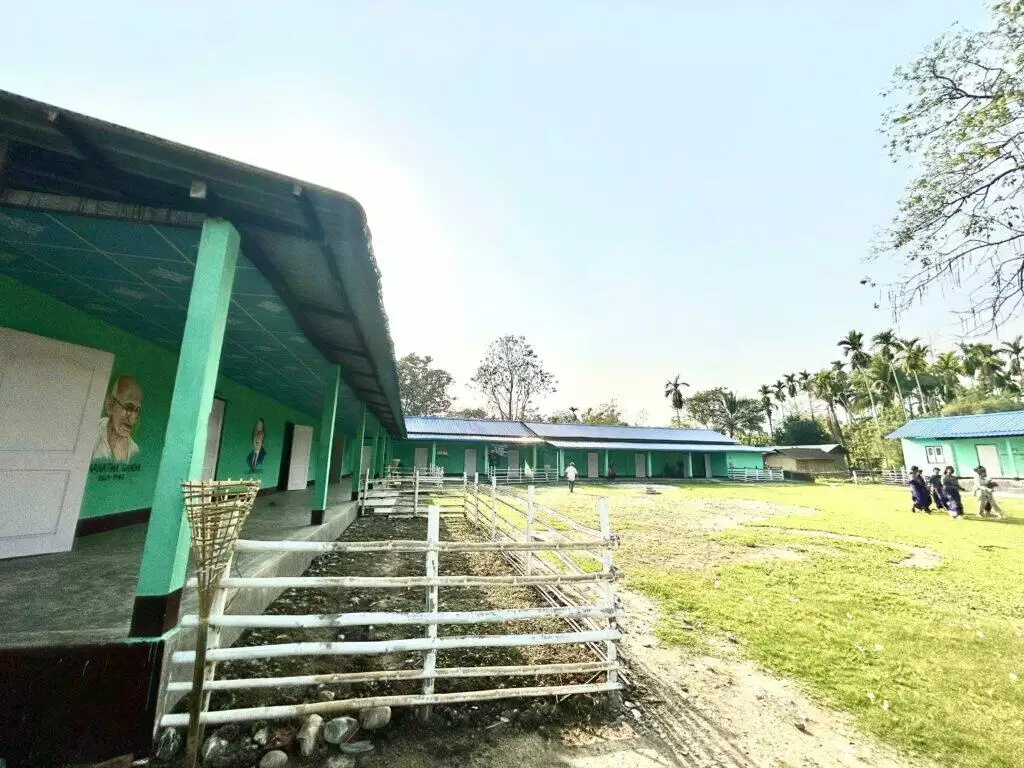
[[0, 483, 356, 648]]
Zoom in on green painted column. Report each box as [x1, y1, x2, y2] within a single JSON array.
[[131, 219, 240, 638], [370, 416, 381, 478], [380, 431, 389, 476], [350, 404, 367, 500], [686, 453, 694, 478], [558, 449, 565, 476], [483, 442, 489, 475], [431, 441, 437, 468], [646, 452, 653, 478], [311, 364, 341, 525], [603, 450, 609, 477], [532, 444, 538, 474]]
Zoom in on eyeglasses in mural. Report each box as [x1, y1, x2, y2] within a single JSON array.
[[92, 374, 142, 462]]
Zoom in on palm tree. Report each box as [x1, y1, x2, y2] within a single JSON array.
[[932, 351, 963, 403], [773, 380, 787, 419], [568, 406, 579, 422], [1001, 336, 1024, 395], [961, 343, 1005, 393], [798, 370, 815, 417], [873, 330, 908, 414], [837, 330, 871, 370], [664, 376, 689, 426], [897, 337, 930, 416], [784, 373, 799, 408], [812, 369, 843, 440], [758, 385, 775, 436], [715, 390, 764, 438]]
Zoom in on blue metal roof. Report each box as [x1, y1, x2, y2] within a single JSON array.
[[525, 422, 738, 445], [405, 416, 536, 438], [886, 410, 1024, 439], [546, 439, 768, 453]]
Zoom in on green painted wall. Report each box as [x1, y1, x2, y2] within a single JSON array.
[[901, 436, 1024, 477], [1, 275, 318, 519], [725, 451, 765, 470]]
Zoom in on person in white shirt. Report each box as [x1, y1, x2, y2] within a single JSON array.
[[565, 461, 578, 493]]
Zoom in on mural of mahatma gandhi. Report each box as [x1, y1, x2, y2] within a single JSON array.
[[92, 375, 142, 462]]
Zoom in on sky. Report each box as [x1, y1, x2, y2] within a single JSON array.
[[3, 0, 1008, 425]]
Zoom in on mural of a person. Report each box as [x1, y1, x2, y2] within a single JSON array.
[[247, 417, 267, 472], [92, 375, 142, 462]]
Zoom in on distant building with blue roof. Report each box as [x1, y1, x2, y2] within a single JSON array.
[[393, 416, 769, 479], [886, 410, 1024, 477]]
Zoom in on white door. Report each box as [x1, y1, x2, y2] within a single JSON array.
[[414, 446, 428, 469], [704, 454, 714, 479], [635, 453, 646, 478], [507, 449, 520, 479], [200, 398, 225, 481], [286, 424, 314, 491], [360, 445, 374, 476], [0, 329, 113, 558], [464, 448, 477, 475], [588, 452, 599, 478], [976, 444, 1002, 476]]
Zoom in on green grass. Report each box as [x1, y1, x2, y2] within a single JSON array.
[[532, 481, 1024, 768]]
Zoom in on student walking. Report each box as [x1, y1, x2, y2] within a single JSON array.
[[942, 466, 965, 518], [972, 466, 1004, 519], [928, 467, 948, 511], [565, 461, 578, 493], [908, 466, 932, 513]]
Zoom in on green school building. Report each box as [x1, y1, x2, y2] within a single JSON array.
[[888, 410, 1024, 478], [0, 90, 404, 765], [392, 417, 770, 479]]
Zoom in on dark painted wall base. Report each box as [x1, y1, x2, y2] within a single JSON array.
[[310, 508, 325, 525], [75, 507, 151, 537], [129, 588, 182, 638], [0, 640, 163, 768]]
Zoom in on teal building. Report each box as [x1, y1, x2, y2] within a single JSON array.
[[888, 410, 1024, 478]]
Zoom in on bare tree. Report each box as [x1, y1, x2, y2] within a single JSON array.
[[878, 4, 1024, 330], [471, 335, 556, 420]]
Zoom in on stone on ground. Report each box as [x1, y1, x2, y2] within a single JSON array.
[[297, 713, 324, 757], [321, 755, 356, 768], [358, 705, 392, 730], [323, 716, 359, 744], [259, 750, 289, 768], [154, 727, 182, 761], [339, 740, 375, 755], [201, 734, 232, 765]]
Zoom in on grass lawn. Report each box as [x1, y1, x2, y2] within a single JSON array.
[[532, 481, 1024, 768]]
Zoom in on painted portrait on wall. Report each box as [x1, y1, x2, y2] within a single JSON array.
[[92, 374, 142, 462], [247, 417, 266, 472]]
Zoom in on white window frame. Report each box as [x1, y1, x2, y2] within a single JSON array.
[[924, 445, 945, 465]]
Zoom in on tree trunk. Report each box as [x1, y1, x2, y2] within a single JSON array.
[[912, 371, 927, 416]]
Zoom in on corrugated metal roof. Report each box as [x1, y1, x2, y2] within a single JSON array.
[[524, 422, 737, 444], [887, 410, 1024, 440], [772, 448, 842, 460], [0, 90, 406, 435], [771, 444, 844, 453], [546, 440, 769, 453], [405, 416, 537, 438], [401, 433, 541, 443]]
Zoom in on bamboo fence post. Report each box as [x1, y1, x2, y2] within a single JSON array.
[[421, 504, 441, 720], [526, 485, 535, 575], [200, 552, 233, 713], [490, 475, 498, 539], [181, 478, 260, 768], [473, 472, 480, 521], [414, 469, 420, 516], [597, 496, 618, 687]]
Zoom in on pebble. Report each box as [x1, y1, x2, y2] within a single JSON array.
[[323, 716, 359, 744], [795, 720, 809, 733], [201, 734, 232, 764], [339, 740, 375, 755], [321, 756, 356, 768], [154, 727, 182, 761], [316, 689, 337, 702], [298, 714, 324, 757], [252, 726, 272, 746], [631, 708, 642, 721], [259, 750, 289, 768], [358, 705, 391, 730]]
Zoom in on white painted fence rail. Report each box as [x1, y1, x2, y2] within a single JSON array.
[[727, 467, 785, 482], [164, 490, 623, 727], [488, 466, 559, 485]]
